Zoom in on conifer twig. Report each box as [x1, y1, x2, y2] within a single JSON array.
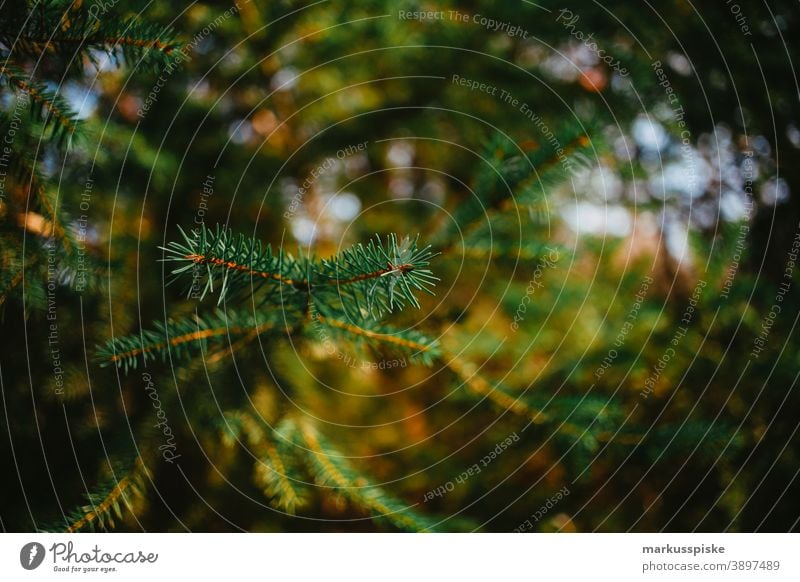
[[98, 310, 288, 371], [315, 315, 433, 353], [162, 225, 438, 316], [65, 458, 147, 533], [298, 419, 439, 532]]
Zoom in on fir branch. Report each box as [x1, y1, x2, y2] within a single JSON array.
[[204, 327, 261, 365], [30, 34, 178, 55], [41, 457, 148, 533], [311, 309, 440, 365], [316, 315, 430, 352], [297, 419, 440, 532], [226, 414, 311, 514], [6, 32, 177, 54], [446, 353, 546, 422], [161, 224, 307, 303], [0, 62, 82, 145], [443, 352, 621, 445], [0, 245, 45, 311], [13, 155, 75, 253], [97, 309, 291, 371], [162, 225, 438, 317], [433, 134, 535, 247], [435, 130, 593, 250], [188, 254, 295, 284], [0, 2, 179, 68], [498, 132, 592, 212], [0, 260, 29, 308], [315, 233, 438, 318], [66, 460, 146, 533], [256, 442, 308, 514], [636, 421, 742, 462], [102, 224, 440, 373]]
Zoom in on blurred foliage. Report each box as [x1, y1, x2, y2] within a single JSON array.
[[1, 0, 799, 532]]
